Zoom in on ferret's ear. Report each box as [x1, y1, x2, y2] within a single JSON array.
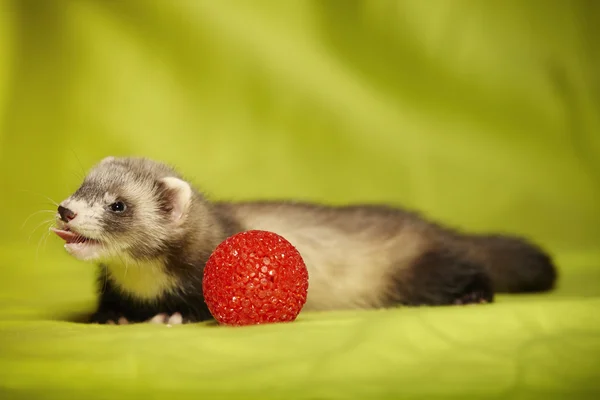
[[159, 177, 193, 225]]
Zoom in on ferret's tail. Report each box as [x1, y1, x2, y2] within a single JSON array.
[[460, 234, 558, 293]]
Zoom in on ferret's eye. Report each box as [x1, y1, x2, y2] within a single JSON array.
[[109, 202, 126, 213]]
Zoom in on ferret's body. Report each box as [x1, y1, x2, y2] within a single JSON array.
[[52, 157, 557, 324]]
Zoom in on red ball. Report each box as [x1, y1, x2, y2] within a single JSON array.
[[202, 230, 309, 326]]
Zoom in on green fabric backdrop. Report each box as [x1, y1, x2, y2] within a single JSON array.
[[0, 1, 599, 399]]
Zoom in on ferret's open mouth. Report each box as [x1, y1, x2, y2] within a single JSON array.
[[51, 226, 99, 245], [51, 226, 103, 260]]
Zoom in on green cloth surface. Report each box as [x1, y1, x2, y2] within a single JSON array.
[[1, 1, 599, 399]]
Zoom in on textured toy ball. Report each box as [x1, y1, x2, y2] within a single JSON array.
[[203, 230, 309, 326]]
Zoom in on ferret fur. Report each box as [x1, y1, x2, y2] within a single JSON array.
[[52, 156, 557, 324]]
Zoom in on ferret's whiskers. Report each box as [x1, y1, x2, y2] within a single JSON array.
[[101, 263, 109, 295], [28, 218, 55, 245], [42, 227, 53, 251], [18, 190, 60, 207], [103, 236, 129, 279], [69, 147, 87, 180], [21, 209, 56, 231], [115, 251, 129, 279], [35, 227, 53, 262]]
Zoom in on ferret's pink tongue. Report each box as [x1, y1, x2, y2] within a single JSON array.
[[51, 228, 79, 244]]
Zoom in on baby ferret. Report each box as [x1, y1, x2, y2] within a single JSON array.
[[51, 156, 557, 324]]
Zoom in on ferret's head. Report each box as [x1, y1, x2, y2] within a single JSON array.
[[52, 156, 195, 262]]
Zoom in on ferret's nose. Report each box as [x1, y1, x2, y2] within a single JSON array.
[[58, 205, 76, 222]]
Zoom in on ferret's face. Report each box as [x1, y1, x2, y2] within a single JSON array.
[[52, 157, 193, 262]]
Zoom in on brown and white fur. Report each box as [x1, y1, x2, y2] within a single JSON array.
[[51, 156, 557, 325]]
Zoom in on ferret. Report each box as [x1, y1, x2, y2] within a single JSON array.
[[51, 156, 557, 325]]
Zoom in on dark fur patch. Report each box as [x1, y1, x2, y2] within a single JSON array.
[[394, 249, 494, 306], [464, 234, 558, 293]]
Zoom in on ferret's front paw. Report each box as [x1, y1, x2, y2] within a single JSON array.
[[90, 311, 189, 325], [146, 312, 185, 325], [89, 310, 126, 325]]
